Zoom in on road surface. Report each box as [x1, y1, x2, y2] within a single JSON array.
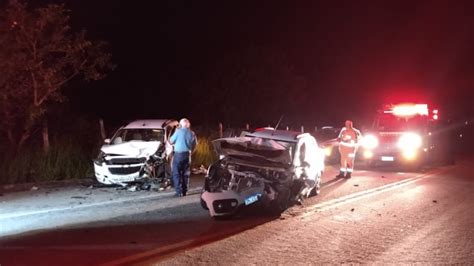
[[0, 159, 473, 265]]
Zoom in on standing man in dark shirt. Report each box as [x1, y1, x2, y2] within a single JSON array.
[[169, 118, 197, 197]]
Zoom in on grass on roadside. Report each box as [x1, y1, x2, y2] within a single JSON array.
[[0, 139, 95, 185], [192, 136, 218, 168], [0, 135, 218, 185]]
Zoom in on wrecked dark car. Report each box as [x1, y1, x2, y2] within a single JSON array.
[[200, 128, 325, 218]]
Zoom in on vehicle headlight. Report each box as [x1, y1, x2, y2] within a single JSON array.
[[397, 133, 422, 150], [324, 147, 332, 156], [397, 133, 422, 160], [362, 135, 379, 149], [363, 150, 373, 159], [94, 151, 106, 165]]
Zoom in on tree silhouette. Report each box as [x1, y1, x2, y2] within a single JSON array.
[[0, 0, 113, 154]]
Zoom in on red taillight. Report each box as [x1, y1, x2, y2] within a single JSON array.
[[432, 109, 439, 120]]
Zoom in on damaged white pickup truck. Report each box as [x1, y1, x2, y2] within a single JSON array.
[[94, 119, 178, 187], [201, 128, 325, 218]]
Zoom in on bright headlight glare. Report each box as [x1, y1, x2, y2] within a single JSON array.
[[397, 133, 422, 150], [362, 135, 379, 149], [402, 149, 417, 160], [325, 147, 332, 156], [363, 150, 373, 159]]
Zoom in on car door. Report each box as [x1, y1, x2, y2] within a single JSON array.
[[294, 136, 323, 182]]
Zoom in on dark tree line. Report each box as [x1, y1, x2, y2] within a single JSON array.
[[0, 0, 113, 155]]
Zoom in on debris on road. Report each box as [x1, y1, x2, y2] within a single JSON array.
[[351, 208, 355, 212], [127, 185, 137, 192], [71, 196, 87, 199], [30, 186, 39, 191], [354, 184, 359, 187], [192, 165, 207, 175], [432, 200, 438, 203], [112, 178, 172, 192], [381, 175, 385, 178]]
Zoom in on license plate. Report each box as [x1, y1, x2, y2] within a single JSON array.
[[381, 156, 394, 162], [244, 193, 261, 205]]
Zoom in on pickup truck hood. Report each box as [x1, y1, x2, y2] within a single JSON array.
[[101, 141, 161, 157], [213, 137, 292, 165]]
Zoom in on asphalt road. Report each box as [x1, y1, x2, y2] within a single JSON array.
[[1, 159, 473, 265]]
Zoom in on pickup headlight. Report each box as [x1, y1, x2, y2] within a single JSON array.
[[397, 133, 422, 160], [397, 133, 422, 150], [362, 135, 379, 149]]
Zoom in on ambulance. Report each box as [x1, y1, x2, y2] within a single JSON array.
[[360, 103, 443, 167]]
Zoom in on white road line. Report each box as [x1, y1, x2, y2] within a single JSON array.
[[0, 187, 202, 220], [102, 167, 448, 266], [300, 168, 446, 220]]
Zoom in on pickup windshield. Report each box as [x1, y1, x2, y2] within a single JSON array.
[[375, 114, 427, 131]]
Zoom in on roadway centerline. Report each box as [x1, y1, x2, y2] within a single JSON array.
[[300, 167, 447, 220], [102, 167, 449, 265]]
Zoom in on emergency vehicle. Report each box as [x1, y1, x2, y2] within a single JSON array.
[[360, 103, 442, 167]]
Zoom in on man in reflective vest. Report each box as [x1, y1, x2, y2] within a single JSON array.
[[336, 120, 361, 178]]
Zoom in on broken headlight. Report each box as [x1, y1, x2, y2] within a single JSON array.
[[94, 151, 106, 165]]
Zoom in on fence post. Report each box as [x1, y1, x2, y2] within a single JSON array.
[[301, 125, 304, 133], [219, 122, 223, 138], [246, 123, 250, 131], [42, 118, 50, 154], [99, 119, 107, 140]]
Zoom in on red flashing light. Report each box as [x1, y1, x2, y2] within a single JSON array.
[[433, 109, 438, 114], [389, 104, 429, 117], [433, 114, 439, 120]]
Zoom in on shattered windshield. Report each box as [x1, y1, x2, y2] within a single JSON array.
[[376, 114, 427, 131], [111, 128, 164, 144]]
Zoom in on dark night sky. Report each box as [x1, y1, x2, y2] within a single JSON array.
[[42, 0, 474, 127]]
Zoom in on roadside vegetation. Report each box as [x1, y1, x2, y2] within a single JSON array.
[[0, 118, 219, 185], [192, 136, 218, 169], [0, 138, 94, 184]]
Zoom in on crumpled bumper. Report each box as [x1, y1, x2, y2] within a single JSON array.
[[201, 185, 264, 217], [94, 162, 144, 185]]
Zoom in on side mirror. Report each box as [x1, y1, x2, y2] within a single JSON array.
[[104, 138, 111, 144]]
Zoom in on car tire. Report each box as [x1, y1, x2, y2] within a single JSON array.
[[200, 198, 208, 210], [267, 187, 291, 215], [309, 173, 322, 197]]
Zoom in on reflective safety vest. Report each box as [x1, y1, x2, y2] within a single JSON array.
[[338, 127, 361, 147]]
